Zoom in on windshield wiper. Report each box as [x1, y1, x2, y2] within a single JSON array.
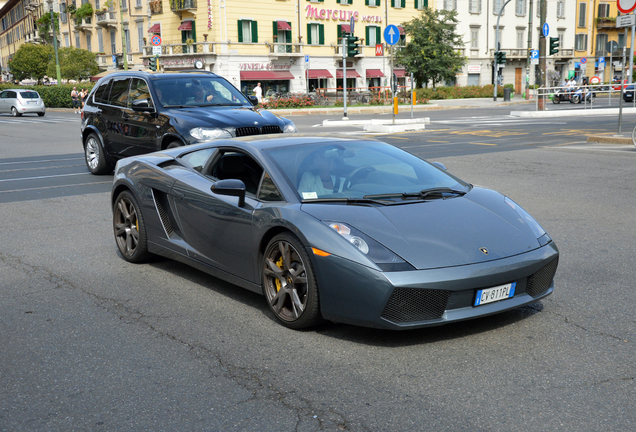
[[301, 197, 392, 205], [162, 105, 186, 108], [364, 187, 467, 200]]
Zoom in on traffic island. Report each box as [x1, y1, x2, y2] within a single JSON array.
[[586, 134, 634, 145]]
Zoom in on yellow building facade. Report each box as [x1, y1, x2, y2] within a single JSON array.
[[574, 0, 633, 82]]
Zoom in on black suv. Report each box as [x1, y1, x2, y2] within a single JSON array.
[[81, 71, 297, 174]]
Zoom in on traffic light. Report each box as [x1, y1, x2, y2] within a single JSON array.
[[346, 35, 360, 58], [549, 37, 559, 56], [495, 51, 507, 65], [149, 56, 157, 71]]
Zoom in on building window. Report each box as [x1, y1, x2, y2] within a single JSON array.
[[64, 33, 69, 47], [75, 32, 80, 48], [493, 0, 504, 15], [618, 33, 625, 48], [557, 0, 565, 18], [306, 23, 324, 45], [110, 29, 116, 54], [578, 2, 586, 27], [515, 0, 525, 16], [443, 0, 456, 10], [366, 26, 381, 46], [238, 20, 257, 43], [415, 0, 428, 10], [596, 33, 608, 56], [97, 28, 103, 52], [471, 29, 479, 49], [60, 3, 67, 23], [365, 0, 380, 6], [517, 30, 524, 49], [95, 0, 100, 8], [338, 0, 352, 4], [598, 3, 610, 18], [86, 32, 92, 52], [136, 0, 142, 7], [557, 31, 564, 49], [391, 0, 405, 7], [273, 21, 291, 53], [469, 0, 481, 14], [137, 23, 143, 52], [575, 34, 587, 51]]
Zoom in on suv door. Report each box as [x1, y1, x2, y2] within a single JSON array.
[[119, 78, 161, 156], [102, 77, 131, 158]]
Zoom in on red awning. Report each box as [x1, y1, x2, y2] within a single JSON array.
[[277, 21, 291, 31], [340, 24, 351, 34], [306, 69, 333, 79], [147, 24, 161, 33], [336, 69, 362, 78], [177, 21, 192, 31], [366, 69, 384, 78], [398, 26, 405, 34], [240, 71, 295, 80], [394, 69, 406, 78]]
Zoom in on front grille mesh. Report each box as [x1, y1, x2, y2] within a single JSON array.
[[526, 258, 559, 297], [381, 288, 450, 323], [235, 125, 283, 137]]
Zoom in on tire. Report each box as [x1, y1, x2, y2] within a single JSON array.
[[11, 107, 21, 117], [37, 112, 45, 117], [571, 95, 580, 104], [262, 233, 322, 329], [84, 132, 112, 175], [113, 190, 151, 263], [552, 96, 559, 104], [632, 125, 636, 149], [166, 140, 183, 149]]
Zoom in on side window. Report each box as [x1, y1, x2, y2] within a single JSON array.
[[128, 78, 154, 109], [8, 91, 17, 98], [180, 148, 216, 173], [108, 78, 131, 107], [94, 80, 112, 104], [210, 151, 263, 195], [0, 91, 7, 98], [258, 172, 284, 202]]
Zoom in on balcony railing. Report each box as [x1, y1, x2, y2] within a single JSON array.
[[95, 11, 117, 26], [596, 18, 616, 29], [170, 0, 196, 11], [267, 42, 303, 55], [143, 40, 213, 56]]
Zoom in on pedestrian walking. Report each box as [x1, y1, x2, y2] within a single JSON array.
[[254, 82, 263, 104], [71, 87, 80, 113], [80, 88, 87, 109]]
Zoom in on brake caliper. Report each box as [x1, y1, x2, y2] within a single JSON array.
[[275, 256, 284, 292]]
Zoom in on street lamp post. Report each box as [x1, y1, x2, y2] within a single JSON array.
[[47, 0, 62, 84], [493, 0, 512, 101]]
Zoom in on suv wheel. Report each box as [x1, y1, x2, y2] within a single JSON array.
[[84, 133, 113, 175]]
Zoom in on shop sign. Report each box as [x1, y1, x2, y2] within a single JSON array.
[[467, 65, 481, 73], [240, 63, 292, 71], [305, 5, 382, 23]]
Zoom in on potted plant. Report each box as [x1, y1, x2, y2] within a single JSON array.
[[186, 38, 194, 46]]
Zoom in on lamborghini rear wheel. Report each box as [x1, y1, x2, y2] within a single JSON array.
[[113, 191, 150, 263]]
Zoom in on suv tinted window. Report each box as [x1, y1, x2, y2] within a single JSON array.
[[108, 78, 130, 107], [94, 80, 112, 104], [128, 78, 154, 109]]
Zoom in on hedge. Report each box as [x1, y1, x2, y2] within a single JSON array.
[[0, 83, 95, 108], [415, 84, 507, 100]]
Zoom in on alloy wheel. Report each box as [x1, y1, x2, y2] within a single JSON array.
[[114, 195, 141, 258]]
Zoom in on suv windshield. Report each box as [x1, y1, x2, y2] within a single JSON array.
[[264, 141, 469, 202], [153, 76, 250, 107]]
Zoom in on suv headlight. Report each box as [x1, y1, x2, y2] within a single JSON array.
[[326, 222, 414, 271], [283, 122, 298, 133], [190, 127, 232, 140]]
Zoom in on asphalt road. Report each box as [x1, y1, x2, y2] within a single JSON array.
[[1, 107, 635, 431]]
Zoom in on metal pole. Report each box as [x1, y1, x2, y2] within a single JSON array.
[[119, 0, 128, 70], [343, 36, 347, 120], [538, 0, 546, 110], [493, 0, 512, 101], [609, 50, 613, 106], [410, 72, 414, 119], [619, 43, 626, 134], [525, 0, 533, 100], [49, 1, 62, 84], [630, 16, 635, 84], [391, 45, 395, 125]]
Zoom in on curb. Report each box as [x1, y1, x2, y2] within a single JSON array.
[[322, 117, 430, 127], [511, 107, 636, 117], [587, 134, 634, 144], [363, 123, 427, 133]]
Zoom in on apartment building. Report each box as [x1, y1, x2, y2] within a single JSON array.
[[0, 0, 46, 81]]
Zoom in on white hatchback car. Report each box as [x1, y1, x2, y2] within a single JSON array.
[[0, 89, 46, 117]]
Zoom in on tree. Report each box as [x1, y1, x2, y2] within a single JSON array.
[[395, 8, 466, 88], [9, 43, 53, 83], [48, 47, 99, 81]]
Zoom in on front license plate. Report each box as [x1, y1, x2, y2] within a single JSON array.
[[474, 282, 516, 306]]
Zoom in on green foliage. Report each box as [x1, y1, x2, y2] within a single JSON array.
[[395, 8, 467, 89], [74, 3, 94, 20], [9, 44, 54, 84], [415, 85, 505, 100], [36, 12, 60, 45], [47, 47, 99, 81], [0, 83, 95, 108]]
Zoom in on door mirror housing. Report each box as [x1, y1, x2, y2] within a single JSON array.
[[131, 99, 154, 112], [211, 179, 246, 207], [431, 161, 447, 171], [248, 95, 259, 106]]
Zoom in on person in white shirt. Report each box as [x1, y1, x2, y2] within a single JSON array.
[[298, 150, 344, 198], [254, 82, 263, 104]]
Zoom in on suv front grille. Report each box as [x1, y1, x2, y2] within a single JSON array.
[[526, 258, 559, 297], [381, 288, 450, 324], [235, 125, 283, 137]]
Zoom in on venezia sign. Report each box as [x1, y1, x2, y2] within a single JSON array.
[[240, 63, 292, 71]]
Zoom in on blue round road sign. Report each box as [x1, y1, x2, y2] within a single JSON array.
[[581, 57, 587, 64], [384, 25, 400, 46], [542, 23, 549, 38], [151, 35, 162, 46]]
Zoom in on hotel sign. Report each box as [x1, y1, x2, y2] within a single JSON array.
[[305, 5, 382, 23]]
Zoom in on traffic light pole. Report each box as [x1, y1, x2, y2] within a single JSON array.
[[493, 0, 512, 101], [342, 36, 348, 120], [539, 0, 546, 110]]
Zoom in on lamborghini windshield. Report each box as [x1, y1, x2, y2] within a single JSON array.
[[264, 141, 470, 201]]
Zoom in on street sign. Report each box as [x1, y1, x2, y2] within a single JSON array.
[[616, 14, 636, 28], [617, 0, 636, 14], [581, 57, 587, 64], [151, 35, 162, 46], [384, 25, 400, 46], [152, 46, 162, 56], [599, 57, 605, 64], [349, 16, 355, 35], [542, 23, 549, 38], [606, 40, 619, 54], [304, 54, 309, 63], [590, 76, 601, 85], [531, 50, 539, 59], [375, 44, 384, 56]]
